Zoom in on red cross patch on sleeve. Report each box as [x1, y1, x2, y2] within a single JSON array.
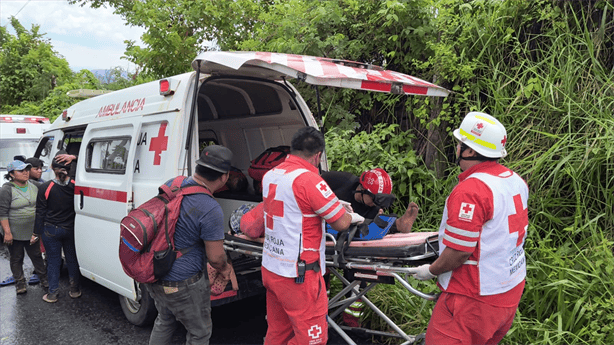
[[459, 202, 475, 221], [316, 181, 333, 198]]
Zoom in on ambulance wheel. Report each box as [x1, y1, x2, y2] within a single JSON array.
[[119, 284, 157, 326]]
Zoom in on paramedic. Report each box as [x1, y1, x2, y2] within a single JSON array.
[[147, 145, 232, 345], [261, 126, 364, 345], [411, 112, 528, 345], [321, 168, 419, 233], [35, 152, 80, 303]]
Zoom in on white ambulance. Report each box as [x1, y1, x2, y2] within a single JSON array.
[[1, 115, 51, 181], [34, 51, 449, 325]]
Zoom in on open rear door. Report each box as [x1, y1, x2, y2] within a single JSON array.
[[192, 51, 449, 97]]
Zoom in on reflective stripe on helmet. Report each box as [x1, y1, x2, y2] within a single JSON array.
[[459, 128, 497, 150]]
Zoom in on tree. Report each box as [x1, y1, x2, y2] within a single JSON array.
[[69, 0, 273, 79], [0, 17, 72, 110]]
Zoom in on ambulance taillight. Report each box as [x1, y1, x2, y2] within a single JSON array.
[[16, 128, 26, 134], [160, 79, 173, 96]]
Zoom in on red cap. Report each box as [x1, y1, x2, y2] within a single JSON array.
[[360, 168, 392, 194]]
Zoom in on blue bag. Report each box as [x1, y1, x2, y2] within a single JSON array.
[[326, 214, 396, 241]]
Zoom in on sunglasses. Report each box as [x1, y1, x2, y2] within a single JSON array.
[[356, 189, 396, 209]]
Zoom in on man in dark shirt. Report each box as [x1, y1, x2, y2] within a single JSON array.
[[35, 151, 80, 303], [321, 169, 419, 233], [321, 168, 420, 328], [147, 145, 232, 345]]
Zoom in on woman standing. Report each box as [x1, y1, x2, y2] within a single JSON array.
[[35, 152, 80, 303], [0, 160, 47, 294]]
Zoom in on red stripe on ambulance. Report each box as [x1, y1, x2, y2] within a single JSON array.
[[75, 186, 128, 202]]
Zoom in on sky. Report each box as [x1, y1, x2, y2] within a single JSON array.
[[0, 0, 145, 72]]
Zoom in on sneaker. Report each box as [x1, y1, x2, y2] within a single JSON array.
[[69, 289, 81, 299], [28, 274, 40, 285], [15, 280, 27, 294], [69, 278, 81, 298], [43, 292, 59, 303]]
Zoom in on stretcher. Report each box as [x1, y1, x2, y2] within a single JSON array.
[[223, 229, 440, 345]]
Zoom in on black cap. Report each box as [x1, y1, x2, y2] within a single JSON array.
[[24, 157, 44, 168], [196, 145, 233, 173], [52, 150, 71, 171]]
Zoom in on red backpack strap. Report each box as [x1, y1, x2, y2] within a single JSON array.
[[45, 181, 55, 200], [159, 176, 188, 197]]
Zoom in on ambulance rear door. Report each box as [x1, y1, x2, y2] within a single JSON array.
[[192, 51, 450, 97], [73, 119, 142, 297]]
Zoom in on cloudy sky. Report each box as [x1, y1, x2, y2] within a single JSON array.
[[1, 0, 145, 72]]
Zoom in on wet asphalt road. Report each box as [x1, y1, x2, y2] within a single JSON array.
[[0, 245, 361, 345]]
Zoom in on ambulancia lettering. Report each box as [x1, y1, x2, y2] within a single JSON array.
[[97, 98, 146, 117]]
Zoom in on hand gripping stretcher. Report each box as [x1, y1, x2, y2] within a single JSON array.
[[223, 226, 440, 345]]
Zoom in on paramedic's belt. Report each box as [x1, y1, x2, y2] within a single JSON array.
[[155, 271, 203, 287], [295, 260, 320, 284]]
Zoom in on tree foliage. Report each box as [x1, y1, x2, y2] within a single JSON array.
[[0, 17, 73, 109], [69, 0, 273, 79]]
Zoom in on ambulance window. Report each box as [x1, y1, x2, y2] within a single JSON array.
[[34, 136, 55, 167], [85, 137, 131, 174]]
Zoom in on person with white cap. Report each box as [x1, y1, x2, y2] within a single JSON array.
[[0, 160, 47, 294], [146, 145, 233, 345], [412, 112, 529, 345]]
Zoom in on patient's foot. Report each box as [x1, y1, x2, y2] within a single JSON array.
[[396, 202, 419, 233]]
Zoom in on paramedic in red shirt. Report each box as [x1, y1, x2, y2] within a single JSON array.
[[261, 126, 364, 345], [412, 112, 529, 345]]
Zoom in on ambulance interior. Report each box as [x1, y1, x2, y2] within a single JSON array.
[[196, 76, 308, 201]]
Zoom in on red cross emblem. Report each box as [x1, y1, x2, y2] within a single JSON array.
[[477, 123, 484, 129], [508, 194, 528, 246], [501, 135, 507, 147], [462, 203, 473, 213], [263, 184, 284, 230], [149, 123, 168, 165], [319, 183, 329, 193]]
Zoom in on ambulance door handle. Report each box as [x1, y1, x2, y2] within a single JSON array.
[[79, 190, 84, 209]]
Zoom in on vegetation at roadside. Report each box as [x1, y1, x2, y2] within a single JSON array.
[[0, 17, 141, 119], [4, 0, 613, 343]]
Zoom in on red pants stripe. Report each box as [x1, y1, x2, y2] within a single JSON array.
[[262, 266, 328, 345]]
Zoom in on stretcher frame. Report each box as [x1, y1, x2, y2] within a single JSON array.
[[223, 232, 440, 345]]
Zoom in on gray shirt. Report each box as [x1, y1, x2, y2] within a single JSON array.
[[0, 182, 38, 240]]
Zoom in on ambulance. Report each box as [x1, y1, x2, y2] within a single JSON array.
[[1, 115, 51, 181], [34, 51, 449, 325]]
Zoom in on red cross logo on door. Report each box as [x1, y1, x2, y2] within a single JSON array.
[[149, 123, 168, 165], [508, 194, 528, 246], [263, 184, 284, 230]]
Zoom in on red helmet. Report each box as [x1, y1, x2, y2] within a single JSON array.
[[359, 168, 392, 195]]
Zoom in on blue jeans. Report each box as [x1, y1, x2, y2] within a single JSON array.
[[41, 223, 80, 294], [147, 274, 212, 345]]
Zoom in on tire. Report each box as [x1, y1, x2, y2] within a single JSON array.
[[119, 283, 158, 326]]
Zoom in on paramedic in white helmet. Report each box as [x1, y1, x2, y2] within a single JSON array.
[[412, 112, 529, 345]]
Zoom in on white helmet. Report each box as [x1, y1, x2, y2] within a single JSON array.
[[453, 112, 507, 158]]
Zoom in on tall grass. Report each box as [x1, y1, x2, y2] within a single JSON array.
[[326, 1, 614, 343]]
